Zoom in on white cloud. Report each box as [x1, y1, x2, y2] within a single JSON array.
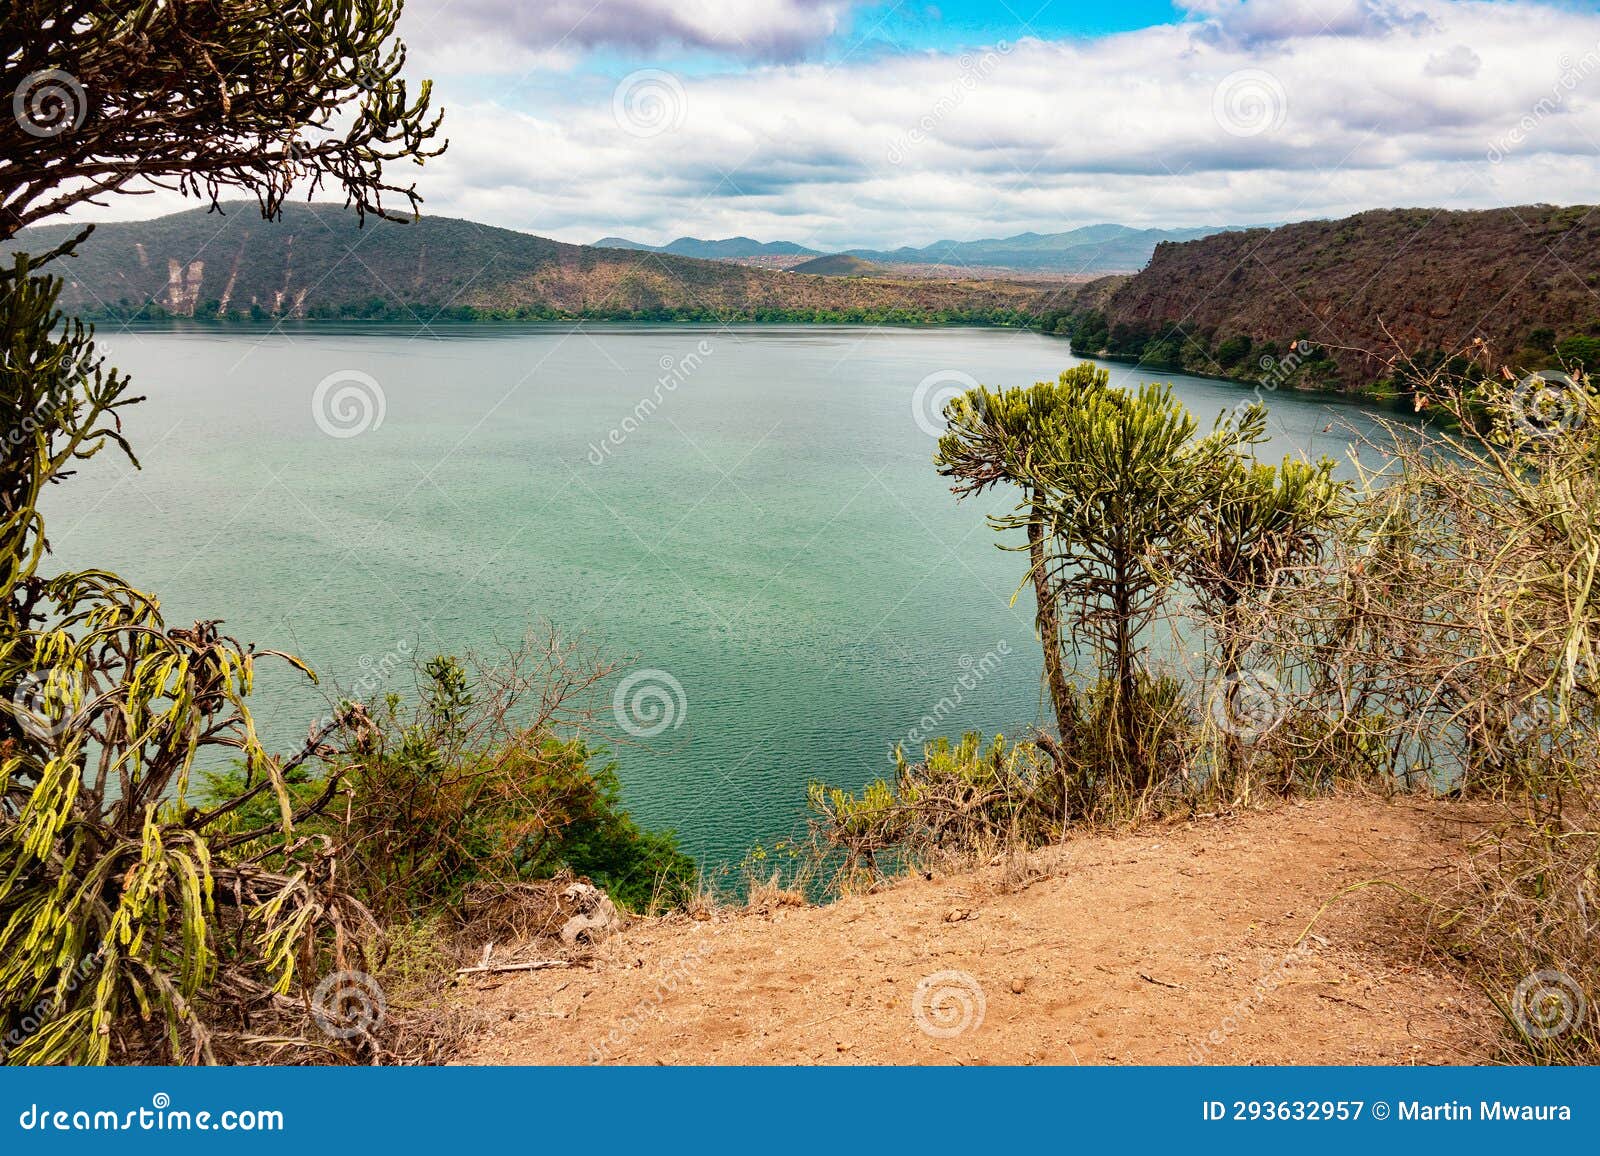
[[403, 0, 1600, 248], [401, 0, 850, 66], [1424, 43, 1483, 77], [45, 1, 1600, 251]]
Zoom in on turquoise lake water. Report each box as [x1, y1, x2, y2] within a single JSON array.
[[43, 323, 1388, 866]]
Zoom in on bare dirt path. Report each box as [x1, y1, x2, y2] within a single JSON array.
[[461, 797, 1499, 1065]]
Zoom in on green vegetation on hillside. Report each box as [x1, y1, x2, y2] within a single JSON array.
[[10, 204, 1062, 327], [1032, 207, 1600, 396], [86, 295, 1041, 329]]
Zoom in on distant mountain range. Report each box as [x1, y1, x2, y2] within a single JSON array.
[[594, 235, 822, 259], [595, 224, 1248, 273], [7, 203, 1061, 323]]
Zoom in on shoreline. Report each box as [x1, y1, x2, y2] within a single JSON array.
[[90, 315, 1394, 405]]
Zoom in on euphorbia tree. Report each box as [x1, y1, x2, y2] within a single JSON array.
[[1, 0, 444, 241], [936, 365, 1105, 743], [0, 0, 442, 1063], [1188, 453, 1345, 681], [937, 364, 1341, 799], [1023, 379, 1261, 782]]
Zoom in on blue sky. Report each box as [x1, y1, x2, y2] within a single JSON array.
[[91, 1, 1600, 249], [842, 0, 1186, 47]]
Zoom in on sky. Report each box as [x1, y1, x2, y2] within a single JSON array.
[[75, 0, 1600, 249]]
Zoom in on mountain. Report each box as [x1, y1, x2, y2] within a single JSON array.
[[591, 224, 1244, 273], [844, 224, 1246, 273], [7, 203, 1060, 323], [591, 236, 656, 252], [790, 254, 883, 276], [1041, 205, 1600, 391], [593, 235, 821, 259], [21, 203, 1586, 395]]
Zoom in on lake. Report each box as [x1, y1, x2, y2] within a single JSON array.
[[44, 323, 1388, 866]]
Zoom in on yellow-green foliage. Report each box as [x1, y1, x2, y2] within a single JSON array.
[[936, 365, 1341, 804], [809, 734, 1058, 882], [0, 257, 353, 1065]]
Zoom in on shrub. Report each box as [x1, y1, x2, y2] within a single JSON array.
[[1242, 365, 1600, 1060], [809, 734, 1057, 887], [203, 647, 699, 920], [1555, 335, 1600, 369]]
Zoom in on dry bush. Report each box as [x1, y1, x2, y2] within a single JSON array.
[[1435, 796, 1600, 1063], [1232, 360, 1599, 794], [1236, 360, 1600, 1062], [454, 878, 586, 945]]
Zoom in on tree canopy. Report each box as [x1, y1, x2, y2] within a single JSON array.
[[1, 0, 445, 243], [938, 365, 1342, 802]]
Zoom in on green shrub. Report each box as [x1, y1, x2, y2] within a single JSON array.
[[809, 733, 1057, 885], [202, 654, 697, 919]]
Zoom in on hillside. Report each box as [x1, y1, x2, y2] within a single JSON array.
[[791, 253, 884, 276], [7, 203, 1061, 324], [21, 203, 1596, 395], [461, 798, 1495, 1065], [1043, 205, 1600, 391]]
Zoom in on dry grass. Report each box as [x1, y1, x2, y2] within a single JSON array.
[[1432, 800, 1600, 1063]]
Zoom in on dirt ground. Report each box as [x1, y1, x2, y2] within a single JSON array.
[[459, 797, 1501, 1065]]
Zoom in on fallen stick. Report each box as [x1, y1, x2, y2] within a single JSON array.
[[1137, 972, 1186, 990], [455, 960, 573, 975]]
